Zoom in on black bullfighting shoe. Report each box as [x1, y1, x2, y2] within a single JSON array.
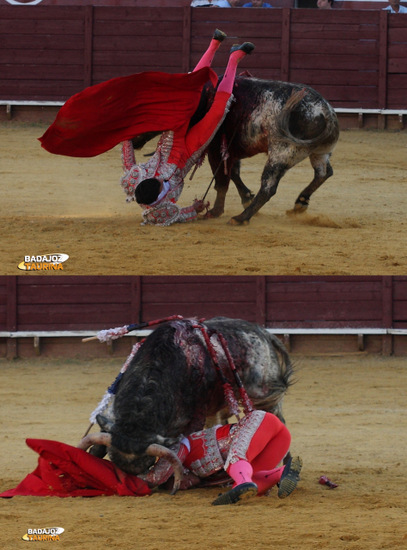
[[278, 456, 303, 499], [213, 29, 227, 42], [212, 482, 258, 506], [230, 42, 255, 55]]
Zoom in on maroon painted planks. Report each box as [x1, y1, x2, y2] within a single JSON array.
[[0, 6, 86, 21], [388, 27, 407, 42], [266, 301, 384, 323], [290, 23, 380, 41], [16, 275, 135, 285], [290, 69, 379, 87], [265, 276, 383, 282], [17, 286, 133, 306], [93, 35, 182, 52], [140, 276, 256, 283], [388, 43, 407, 62], [290, 38, 379, 56], [1, 82, 82, 101], [141, 283, 258, 304], [93, 6, 185, 21], [17, 306, 135, 330], [290, 8, 381, 25], [290, 53, 380, 71], [387, 86, 407, 106], [388, 13, 407, 28], [2, 65, 85, 81], [2, 34, 84, 50], [191, 7, 283, 25], [93, 21, 185, 38], [393, 302, 407, 323], [0, 19, 84, 35], [0, 49, 84, 65], [266, 284, 383, 303], [388, 58, 407, 73]]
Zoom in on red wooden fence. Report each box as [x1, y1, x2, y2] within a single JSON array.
[[0, 0, 399, 8], [1, 275, 407, 331], [2, 275, 407, 357], [1, 6, 407, 110]]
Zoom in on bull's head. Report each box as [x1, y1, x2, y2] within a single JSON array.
[[77, 415, 184, 494]]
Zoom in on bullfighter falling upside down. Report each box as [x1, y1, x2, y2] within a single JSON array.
[[120, 31, 255, 225]]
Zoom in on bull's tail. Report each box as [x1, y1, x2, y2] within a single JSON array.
[[251, 333, 295, 419], [275, 87, 339, 148]]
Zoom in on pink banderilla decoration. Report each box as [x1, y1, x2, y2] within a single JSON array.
[[319, 475, 338, 489]]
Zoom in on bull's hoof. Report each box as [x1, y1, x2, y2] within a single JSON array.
[[205, 209, 223, 219], [228, 217, 250, 226], [294, 196, 310, 213], [242, 194, 255, 209], [293, 203, 308, 213]]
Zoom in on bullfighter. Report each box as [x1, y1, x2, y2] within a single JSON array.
[[140, 409, 302, 505], [120, 31, 255, 225]]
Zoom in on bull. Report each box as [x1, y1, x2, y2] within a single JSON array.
[[78, 317, 294, 488], [135, 75, 339, 226], [201, 75, 340, 225]]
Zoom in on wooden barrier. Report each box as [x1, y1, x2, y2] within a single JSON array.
[[2, 275, 407, 357], [0, 5, 406, 120], [1, 275, 407, 330]]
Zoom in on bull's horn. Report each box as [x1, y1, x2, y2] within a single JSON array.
[[145, 443, 184, 495], [96, 414, 114, 432], [77, 432, 112, 451]]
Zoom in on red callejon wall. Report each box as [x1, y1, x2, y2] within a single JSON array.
[[0, 5, 406, 115], [0, 0, 399, 6], [2, 275, 407, 332], [0, 1, 290, 5], [1, 276, 407, 358]]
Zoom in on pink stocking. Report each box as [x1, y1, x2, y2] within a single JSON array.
[[218, 50, 248, 95], [247, 417, 291, 472], [253, 466, 285, 496], [193, 38, 223, 72], [227, 459, 254, 488]]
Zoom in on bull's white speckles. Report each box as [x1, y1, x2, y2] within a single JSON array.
[[306, 102, 324, 119]]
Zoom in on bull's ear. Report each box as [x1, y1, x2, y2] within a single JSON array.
[[96, 414, 114, 432]]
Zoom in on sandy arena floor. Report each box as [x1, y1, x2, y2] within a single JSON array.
[[0, 354, 406, 550], [1, 123, 407, 275]]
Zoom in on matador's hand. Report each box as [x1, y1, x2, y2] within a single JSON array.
[[193, 199, 210, 213]]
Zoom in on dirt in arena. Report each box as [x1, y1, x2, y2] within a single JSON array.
[[1, 123, 407, 275], [0, 354, 406, 550]]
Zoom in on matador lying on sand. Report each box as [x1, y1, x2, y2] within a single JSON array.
[[1, 410, 302, 505]]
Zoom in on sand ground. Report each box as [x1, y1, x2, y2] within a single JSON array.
[[0, 354, 406, 550], [1, 123, 407, 275]]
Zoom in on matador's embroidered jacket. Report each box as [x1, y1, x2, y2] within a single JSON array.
[[120, 91, 233, 226]]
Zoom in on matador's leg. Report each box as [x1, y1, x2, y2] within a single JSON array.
[[193, 29, 227, 72]]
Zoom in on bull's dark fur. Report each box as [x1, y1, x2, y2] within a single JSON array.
[[96, 317, 294, 475], [202, 75, 340, 224]]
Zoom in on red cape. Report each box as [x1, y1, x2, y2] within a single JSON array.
[[0, 439, 151, 498], [39, 68, 217, 158]]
